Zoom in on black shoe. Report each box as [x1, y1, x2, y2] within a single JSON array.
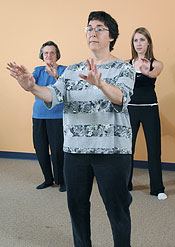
[[59, 184, 66, 192], [36, 182, 53, 190]]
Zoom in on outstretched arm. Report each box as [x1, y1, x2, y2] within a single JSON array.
[[140, 58, 163, 78], [79, 58, 123, 105], [7, 62, 52, 102]]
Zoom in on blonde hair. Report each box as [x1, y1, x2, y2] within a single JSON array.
[[131, 27, 155, 60]]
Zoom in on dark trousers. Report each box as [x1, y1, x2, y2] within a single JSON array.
[[64, 153, 132, 247], [128, 105, 165, 195], [33, 118, 64, 185]]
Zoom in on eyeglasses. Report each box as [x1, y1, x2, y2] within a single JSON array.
[[43, 51, 56, 56], [85, 26, 109, 34]]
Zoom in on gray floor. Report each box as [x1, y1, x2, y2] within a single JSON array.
[[0, 158, 175, 247]]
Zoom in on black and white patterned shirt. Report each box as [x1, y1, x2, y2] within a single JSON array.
[[46, 59, 135, 154]]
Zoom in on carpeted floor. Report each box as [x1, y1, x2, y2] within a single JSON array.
[[0, 158, 175, 247]]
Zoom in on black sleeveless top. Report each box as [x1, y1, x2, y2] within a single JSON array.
[[129, 59, 158, 104]]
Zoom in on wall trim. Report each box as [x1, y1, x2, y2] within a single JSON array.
[[0, 151, 37, 160], [133, 160, 175, 171], [0, 151, 175, 171]]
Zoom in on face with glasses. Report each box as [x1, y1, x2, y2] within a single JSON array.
[[42, 46, 57, 65], [85, 20, 113, 52]]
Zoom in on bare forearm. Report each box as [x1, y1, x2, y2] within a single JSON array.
[[142, 60, 163, 78], [6, 62, 52, 102], [30, 84, 52, 102], [99, 80, 123, 105], [147, 69, 161, 78]]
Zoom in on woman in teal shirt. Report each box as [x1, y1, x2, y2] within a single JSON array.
[[32, 41, 66, 192]]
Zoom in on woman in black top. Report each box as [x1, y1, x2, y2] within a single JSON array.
[[128, 27, 167, 200]]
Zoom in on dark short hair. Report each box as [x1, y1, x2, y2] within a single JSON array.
[[39, 41, 61, 61], [87, 11, 119, 51]]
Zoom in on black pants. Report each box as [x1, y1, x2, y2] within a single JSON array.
[[33, 118, 64, 185], [64, 153, 132, 247], [128, 105, 165, 195]]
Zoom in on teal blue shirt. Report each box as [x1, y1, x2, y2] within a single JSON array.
[[32, 65, 66, 119]]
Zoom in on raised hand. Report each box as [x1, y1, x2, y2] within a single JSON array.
[[79, 58, 103, 88], [45, 62, 59, 79], [7, 62, 35, 91], [139, 58, 151, 76]]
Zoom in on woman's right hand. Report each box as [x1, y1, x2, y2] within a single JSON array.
[[139, 58, 151, 76], [7, 62, 35, 91]]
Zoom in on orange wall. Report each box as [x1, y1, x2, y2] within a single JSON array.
[[1, 0, 175, 163]]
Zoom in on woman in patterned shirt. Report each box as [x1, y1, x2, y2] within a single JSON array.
[[7, 11, 135, 247]]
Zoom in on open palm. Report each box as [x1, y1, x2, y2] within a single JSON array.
[[7, 62, 35, 91]]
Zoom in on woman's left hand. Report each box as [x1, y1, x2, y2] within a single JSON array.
[[79, 58, 103, 89], [140, 58, 150, 76], [45, 62, 59, 79]]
